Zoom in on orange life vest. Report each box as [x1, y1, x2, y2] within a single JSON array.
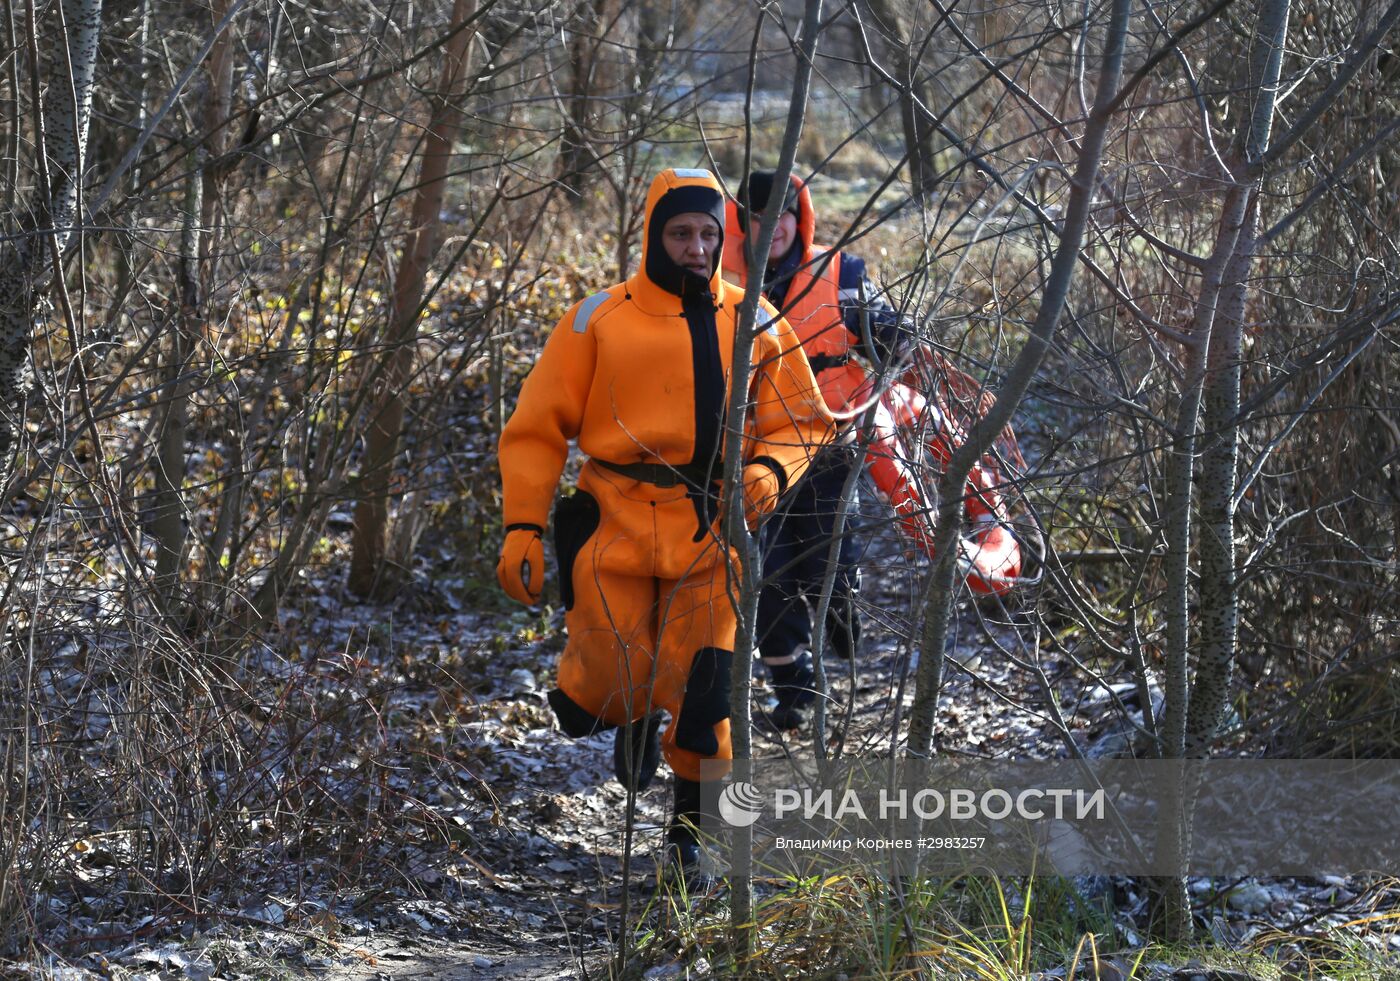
[[722, 182, 866, 413]]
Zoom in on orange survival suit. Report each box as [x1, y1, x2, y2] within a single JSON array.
[[496, 168, 833, 783]]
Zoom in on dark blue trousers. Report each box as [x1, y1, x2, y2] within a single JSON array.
[[757, 446, 863, 693]]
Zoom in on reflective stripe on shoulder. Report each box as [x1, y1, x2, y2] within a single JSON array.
[[756, 307, 780, 336], [573, 292, 609, 333], [812, 249, 841, 283], [671, 168, 713, 180]]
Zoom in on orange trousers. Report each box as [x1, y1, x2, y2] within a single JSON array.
[[550, 543, 736, 782]]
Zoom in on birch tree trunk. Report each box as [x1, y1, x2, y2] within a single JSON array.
[[1152, 177, 1250, 939], [348, 0, 478, 598], [0, 0, 103, 497], [1181, 0, 1292, 761], [1158, 182, 1251, 765], [1186, 0, 1400, 759], [1188, 224, 1256, 758], [1153, 0, 1292, 940]]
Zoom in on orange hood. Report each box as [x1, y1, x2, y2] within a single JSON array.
[[637, 168, 726, 303], [723, 171, 817, 274]]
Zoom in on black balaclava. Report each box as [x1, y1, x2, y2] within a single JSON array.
[[644, 182, 728, 540], [645, 184, 726, 299]]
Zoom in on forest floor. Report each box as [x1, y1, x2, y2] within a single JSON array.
[[29, 363, 1397, 978], [58, 498, 1397, 980], [47, 495, 1068, 979]]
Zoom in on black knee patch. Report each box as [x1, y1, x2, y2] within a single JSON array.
[[548, 687, 616, 738], [674, 647, 732, 756], [552, 490, 599, 611]]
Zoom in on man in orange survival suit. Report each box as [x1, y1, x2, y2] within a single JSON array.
[[724, 170, 907, 731], [496, 168, 833, 876]]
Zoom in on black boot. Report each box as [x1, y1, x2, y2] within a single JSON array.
[[665, 776, 717, 892], [758, 651, 815, 733], [612, 713, 662, 791], [825, 592, 862, 662]]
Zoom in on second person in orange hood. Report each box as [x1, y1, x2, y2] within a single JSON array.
[[724, 170, 909, 731]]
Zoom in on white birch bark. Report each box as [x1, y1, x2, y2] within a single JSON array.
[[0, 0, 103, 493]]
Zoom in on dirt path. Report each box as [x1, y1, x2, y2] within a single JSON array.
[[91, 511, 1395, 980], [295, 514, 1055, 979], [90, 502, 1070, 980], [327, 935, 586, 979]]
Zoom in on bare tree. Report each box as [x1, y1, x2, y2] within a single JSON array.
[[721, 0, 825, 955], [348, 0, 480, 598], [0, 0, 103, 497], [902, 0, 1131, 757], [861, 0, 943, 204]]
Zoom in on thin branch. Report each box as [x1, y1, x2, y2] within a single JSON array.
[[1263, 0, 1400, 169]]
